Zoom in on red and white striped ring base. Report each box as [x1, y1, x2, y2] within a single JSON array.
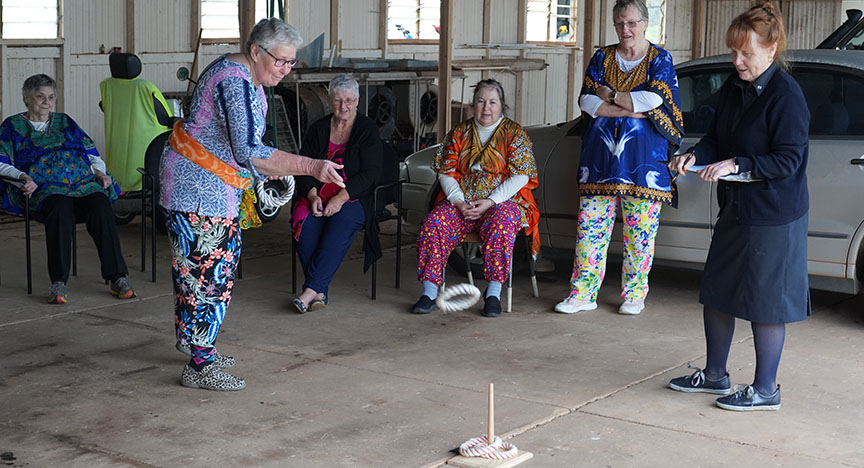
[[459, 435, 518, 460]]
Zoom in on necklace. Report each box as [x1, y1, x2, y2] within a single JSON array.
[[244, 53, 258, 86]]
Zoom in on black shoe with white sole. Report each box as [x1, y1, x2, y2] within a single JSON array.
[[716, 385, 781, 411], [669, 364, 731, 395]]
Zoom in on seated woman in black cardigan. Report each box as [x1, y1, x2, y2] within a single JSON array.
[[290, 74, 382, 313]]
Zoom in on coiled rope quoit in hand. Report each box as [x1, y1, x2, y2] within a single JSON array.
[[255, 176, 295, 211]]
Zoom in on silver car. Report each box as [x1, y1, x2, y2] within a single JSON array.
[[401, 49, 864, 294]]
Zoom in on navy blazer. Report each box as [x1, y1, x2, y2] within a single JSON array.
[[690, 65, 809, 226]]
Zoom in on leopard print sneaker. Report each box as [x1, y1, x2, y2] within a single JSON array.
[[175, 341, 236, 368], [180, 364, 246, 391]]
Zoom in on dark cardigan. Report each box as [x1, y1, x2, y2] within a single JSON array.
[[295, 113, 383, 271], [690, 65, 809, 225]]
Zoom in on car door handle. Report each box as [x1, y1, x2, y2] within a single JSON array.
[[851, 157, 864, 165]]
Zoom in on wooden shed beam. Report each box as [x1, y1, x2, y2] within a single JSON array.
[[379, 0, 388, 58], [691, 0, 706, 60], [582, 0, 595, 73], [437, 0, 454, 140], [191, 0, 201, 51], [330, 0, 340, 54], [481, 0, 492, 80], [126, 0, 135, 53], [239, 0, 256, 47], [514, 0, 527, 122]]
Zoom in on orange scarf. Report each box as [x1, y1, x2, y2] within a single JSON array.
[[169, 119, 252, 190]]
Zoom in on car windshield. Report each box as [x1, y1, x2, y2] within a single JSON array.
[[844, 26, 864, 49]]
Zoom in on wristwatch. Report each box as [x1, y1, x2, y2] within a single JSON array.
[[609, 90, 617, 105]]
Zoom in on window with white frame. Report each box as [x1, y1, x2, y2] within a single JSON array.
[[527, 0, 577, 43], [388, 0, 440, 41], [645, 0, 666, 45], [201, 0, 270, 40], [1, 0, 58, 39]]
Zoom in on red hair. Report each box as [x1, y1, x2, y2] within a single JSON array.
[[726, 1, 787, 67]]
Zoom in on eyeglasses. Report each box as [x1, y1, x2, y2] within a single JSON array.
[[260, 46, 297, 68], [613, 19, 645, 30], [333, 97, 357, 106]]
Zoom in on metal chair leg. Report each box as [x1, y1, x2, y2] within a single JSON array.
[[395, 182, 402, 289], [371, 257, 377, 300], [463, 243, 474, 286], [25, 198, 32, 294], [292, 236, 297, 294], [150, 185, 157, 283], [141, 186, 146, 273], [72, 228, 77, 277], [507, 255, 513, 313], [526, 234, 539, 298]]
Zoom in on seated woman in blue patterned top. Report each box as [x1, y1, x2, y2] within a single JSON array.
[[0, 74, 135, 304]]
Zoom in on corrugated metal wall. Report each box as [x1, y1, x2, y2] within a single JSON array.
[[65, 0, 126, 54], [785, 0, 841, 49], [340, 1, 382, 51], [704, 0, 842, 55], [134, 0, 194, 53]]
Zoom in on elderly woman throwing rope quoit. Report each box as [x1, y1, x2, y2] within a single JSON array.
[[411, 79, 539, 318], [554, 0, 683, 316], [160, 18, 343, 391]]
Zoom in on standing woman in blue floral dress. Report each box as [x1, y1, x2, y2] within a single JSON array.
[[160, 18, 344, 391], [554, 0, 683, 316]]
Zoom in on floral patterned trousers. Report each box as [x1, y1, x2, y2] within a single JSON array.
[[568, 195, 661, 302], [166, 211, 241, 347], [416, 201, 521, 285]]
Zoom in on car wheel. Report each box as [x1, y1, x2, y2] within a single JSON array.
[[254, 180, 284, 223], [113, 211, 137, 226]]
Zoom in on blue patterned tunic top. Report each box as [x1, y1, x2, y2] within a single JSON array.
[[160, 56, 276, 218], [579, 44, 684, 204], [0, 112, 118, 215]]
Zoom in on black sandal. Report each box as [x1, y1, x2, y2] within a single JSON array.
[[308, 294, 328, 311], [291, 297, 308, 314]]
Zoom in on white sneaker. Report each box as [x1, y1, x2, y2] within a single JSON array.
[[618, 299, 645, 315], [554, 296, 597, 314]]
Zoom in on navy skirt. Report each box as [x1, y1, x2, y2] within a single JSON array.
[[699, 207, 810, 324]]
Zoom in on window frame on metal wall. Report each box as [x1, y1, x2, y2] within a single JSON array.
[[527, 0, 578, 44], [1, 0, 60, 40]]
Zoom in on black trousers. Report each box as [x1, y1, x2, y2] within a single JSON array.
[[39, 193, 128, 283]]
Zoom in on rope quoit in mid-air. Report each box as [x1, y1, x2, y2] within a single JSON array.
[[435, 283, 482, 313]]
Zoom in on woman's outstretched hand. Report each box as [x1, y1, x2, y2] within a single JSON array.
[[312, 159, 345, 188]]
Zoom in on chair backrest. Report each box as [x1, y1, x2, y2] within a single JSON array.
[[100, 53, 173, 193], [376, 141, 400, 213], [143, 131, 171, 195], [109, 53, 142, 79]]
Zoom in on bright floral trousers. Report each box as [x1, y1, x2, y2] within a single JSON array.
[[166, 210, 241, 347], [568, 195, 661, 302], [417, 201, 521, 285]]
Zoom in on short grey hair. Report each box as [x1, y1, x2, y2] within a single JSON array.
[[613, 0, 649, 21], [22, 74, 56, 99], [328, 74, 360, 99], [246, 18, 303, 54]]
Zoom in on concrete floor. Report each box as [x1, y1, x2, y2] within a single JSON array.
[[1, 213, 863, 468]]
